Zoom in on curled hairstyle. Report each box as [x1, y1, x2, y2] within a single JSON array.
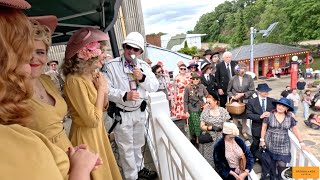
[[30, 20, 52, 51], [62, 41, 107, 76], [0, 8, 34, 125]]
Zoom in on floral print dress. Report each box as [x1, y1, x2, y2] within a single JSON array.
[[198, 107, 230, 167], [171, 73, 190, 119]]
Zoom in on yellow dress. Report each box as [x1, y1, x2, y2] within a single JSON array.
[[64, 74, 122, 180], [28, 75, 72, 152], [0, 124, 69, 180]]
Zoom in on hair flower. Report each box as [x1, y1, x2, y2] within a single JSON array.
[[76, 41, 102, 60]]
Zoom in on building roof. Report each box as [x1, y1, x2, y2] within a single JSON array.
[[231, 43, 309, 61]]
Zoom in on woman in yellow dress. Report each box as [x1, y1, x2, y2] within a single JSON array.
[[62, 27, 122, 180], [0, 1, 103, 179], [26, 15, 72, 152]]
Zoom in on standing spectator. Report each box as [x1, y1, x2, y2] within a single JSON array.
[[173, 60, 186, 79], [215, 51, 237, 107], [200, 61, 217, 97], [184, 73, 208, 148], [172, 62, 191, 119], [214, 122, 254, 180], [260, 98, 307, 179], [210, 52, 220, 76], [27, 16, 72, 152], [302, 90, 312, 120], [199, 94, 230, 167], [297, 77, 306, 96], [287, 89, 300, 114], [246, 83, 275, 179], [152, 64, 169, 100], [62, 27, 122, 180], [275, 67, 282, 78], [45, 60, 64, 93], [227, 63, 255, 139], [280, 86, 292, 98], [189, 55, 200, 64], [187, 62, 200, 75], [103, 32, 158, 180], [196, 49, 211, 68]]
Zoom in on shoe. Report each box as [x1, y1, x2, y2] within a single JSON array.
[[138, 168, 158, 180]]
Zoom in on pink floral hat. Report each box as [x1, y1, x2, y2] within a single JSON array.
[[65, 27, 109, 60], [0, 0, 31, 9]]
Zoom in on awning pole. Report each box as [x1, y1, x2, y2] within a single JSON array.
[[108, 27, 120, 57]]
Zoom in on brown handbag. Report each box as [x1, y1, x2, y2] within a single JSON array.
[[239, 153, 246, 171]]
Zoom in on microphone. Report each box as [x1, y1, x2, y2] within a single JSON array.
[[130, 54, 137, 66]]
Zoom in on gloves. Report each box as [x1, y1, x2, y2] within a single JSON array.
[[259, 141, 266, 149], [211, 126, 222, 132]]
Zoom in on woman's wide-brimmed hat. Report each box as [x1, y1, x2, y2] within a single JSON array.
[[256, 83, 272, 92], [203, 49, 212, 56], [190, 72, 201, 79], [28, 15, 58, 35], [0, 0, 31, 9], [65, 27, 109, 60], [187, 62, 199, 69], [223, 122, 239, 136], [272, 98, 294, 111], [177, 61, 186, 67]]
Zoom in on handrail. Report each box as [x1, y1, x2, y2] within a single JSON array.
[[147, 92, 221, 180]]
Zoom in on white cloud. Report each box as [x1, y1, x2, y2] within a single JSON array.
[[141, 0, 226, 35]]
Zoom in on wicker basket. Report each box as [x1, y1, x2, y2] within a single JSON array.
[[225, 103, 246, 115]]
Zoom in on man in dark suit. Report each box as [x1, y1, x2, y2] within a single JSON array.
[[247, 83, 275, 161], [200, 61, 217, 97], [215, 51, 237, 107]]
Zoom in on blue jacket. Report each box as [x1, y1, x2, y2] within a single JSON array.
[[213, 137, 254, 179]]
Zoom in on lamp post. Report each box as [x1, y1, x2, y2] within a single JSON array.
[[249, 22, 279, 73]]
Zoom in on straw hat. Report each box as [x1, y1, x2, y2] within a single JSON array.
[[0, 0, 31, 9], [28, 16, 58, 35], [65, 27, 109, 60], [222, 122, 239, 136]]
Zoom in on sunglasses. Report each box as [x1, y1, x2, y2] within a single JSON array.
[[125, 44, 140, 52], [156, 70, 164, 74], [180, 68, 186, 70], [192, 78, 200, 80], [190, 66, 197, 69]]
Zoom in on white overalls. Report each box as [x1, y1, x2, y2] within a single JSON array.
[[103, 57, 159, 180]]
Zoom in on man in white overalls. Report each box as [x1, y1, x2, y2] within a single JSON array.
[[103, 32, 159, 180]]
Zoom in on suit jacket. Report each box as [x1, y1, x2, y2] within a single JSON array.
[[200, 74, 217, 96], [227, 74, 255, 103], [215, 61, 237, 93], [246, 97, 275, 136]]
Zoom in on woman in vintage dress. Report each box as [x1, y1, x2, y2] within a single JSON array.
[[260, 98, 307, 179], [227, 63, 255, 139], [199, 94, 230, 167], [171, 61, 190, 119]]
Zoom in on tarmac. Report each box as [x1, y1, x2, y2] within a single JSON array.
[[63, 74, 320, 179]]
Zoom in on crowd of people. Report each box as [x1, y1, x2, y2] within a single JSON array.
[[0, 1, 315, 180]]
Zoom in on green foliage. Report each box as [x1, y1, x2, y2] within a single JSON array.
[[183, 41, 188, 48], [193, 0, 320, 46], [177, 46, 198, 56]]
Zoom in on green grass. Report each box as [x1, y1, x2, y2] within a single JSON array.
[[300, 57, 320, 71]]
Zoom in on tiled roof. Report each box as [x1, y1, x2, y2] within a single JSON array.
[[231, 43, 308, 61]]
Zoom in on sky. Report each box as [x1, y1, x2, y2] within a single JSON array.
[[140, 0, 226, 35]]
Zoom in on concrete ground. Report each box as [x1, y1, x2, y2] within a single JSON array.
[[63, 74, 319, 180]]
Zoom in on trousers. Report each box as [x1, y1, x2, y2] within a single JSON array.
[[114, 110, 146, 180]]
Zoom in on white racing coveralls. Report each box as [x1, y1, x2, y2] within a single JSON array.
[[103, 57, 159, 180]]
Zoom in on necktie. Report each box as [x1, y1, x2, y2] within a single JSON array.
[[206, 75, 210, 81], [226, 63, 231, 79], [262, 99, 266, 112]]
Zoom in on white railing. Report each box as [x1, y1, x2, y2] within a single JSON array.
[[146, 92, 221, 180], [288, 130, 320, 180]]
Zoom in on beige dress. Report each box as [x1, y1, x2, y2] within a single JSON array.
[[64, 74, 122, 180], [28, 75, 72, 152], [0, 124, 69, 180]]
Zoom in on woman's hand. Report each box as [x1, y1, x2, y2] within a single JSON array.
[[300, 143, 309, 152], [238, 172, 248, 180], [259, 141, 266, 149], [69, 147, 103, 174], [230, 171, 240, 179], [185, 112, 190, 118], [93, 72, 107, 92]]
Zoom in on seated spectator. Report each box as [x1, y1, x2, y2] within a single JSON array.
[[304, 114, 320, 130], [214, 122, 254, 180]]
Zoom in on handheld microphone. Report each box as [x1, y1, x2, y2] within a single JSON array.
[[130, 54, 137, 66]]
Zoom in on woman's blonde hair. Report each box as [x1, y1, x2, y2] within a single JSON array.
[[0, 8, 34, 125], [30, 20, 52, 51], [62, 41, 107, 76]]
